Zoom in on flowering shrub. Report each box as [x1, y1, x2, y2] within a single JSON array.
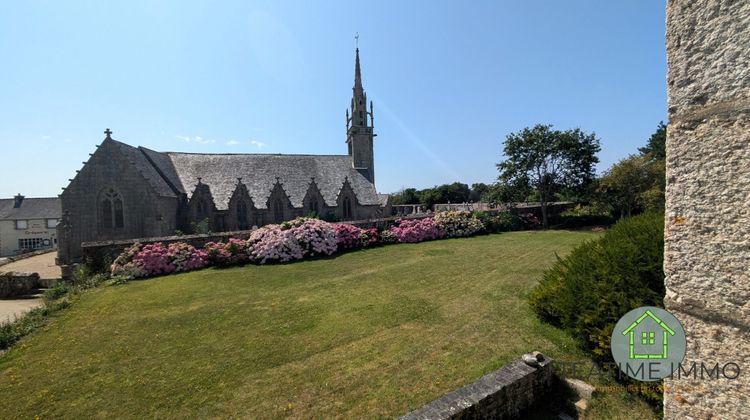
[[168, 242, 208, 272], [110, 242, 147, 278], [358, 228, 379, 247], [333, 223, 363, 249], [433, 211, 485, 238], [519, 213, 542, 229], [109, 212, 508, 279], [110, 241, 207, 278], [204, 238, 249, 266], [247, 218, 337, 263], [390, 217, 445, 243], [379, 229, 398, 244]]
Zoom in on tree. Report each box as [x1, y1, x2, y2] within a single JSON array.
[[638, 121, 666, 161], [391, 188, 420, 205], [469, 183, 490, 202], [497, 124, 600, 227], [598, 155, 665, 217]]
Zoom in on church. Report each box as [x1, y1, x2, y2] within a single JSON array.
[[58, 48, 388, 264]]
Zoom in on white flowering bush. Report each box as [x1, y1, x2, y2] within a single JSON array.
[[247, 218, 337, 263], [433, 211, 485, 238]]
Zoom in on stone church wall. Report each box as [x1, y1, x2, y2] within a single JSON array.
[[58, 140, 179, 264], [664, 0, 750, 417]]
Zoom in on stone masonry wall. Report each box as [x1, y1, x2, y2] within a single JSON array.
[[399, 356, 554, 420], [664, 0, 750, 418]]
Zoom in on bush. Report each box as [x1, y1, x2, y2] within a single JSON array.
[[390, 217, 445, 243], [110, 241, 208, 278], [528, 212, 664, 401], [247, 218, 337, 263], [433, 211, 485, 237], [333, 223, 363, 250], [517, 212, 542, 229], [474, 211, 523, 233], [204, 238, 249, 266]]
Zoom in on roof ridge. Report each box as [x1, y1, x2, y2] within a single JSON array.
[[163, 152, 350, 157]]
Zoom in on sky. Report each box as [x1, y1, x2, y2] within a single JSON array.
[[0, 0, 667, 198]]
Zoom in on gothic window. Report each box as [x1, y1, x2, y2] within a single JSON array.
[[273, 199, 284, 223], [308, 199, 319, 215], [343, 196, 352, 219], [237, 200, 248, 230], [100, 189, 124, 231], [196, 201, 208, 220]]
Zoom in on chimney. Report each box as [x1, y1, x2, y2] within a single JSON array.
[[13, 193, 24, 208]]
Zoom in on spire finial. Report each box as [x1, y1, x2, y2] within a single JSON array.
[[355, 32, 359, 49], [104, 128, 113, 139]]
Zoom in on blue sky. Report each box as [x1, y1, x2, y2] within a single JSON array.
[[0, 0, 666, 197]]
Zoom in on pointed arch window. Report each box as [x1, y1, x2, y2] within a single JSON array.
[[343, 196, 352, 220], [237, 200, 249, 230], [100, 189, 124, 231], [273, 199, 285, 223]]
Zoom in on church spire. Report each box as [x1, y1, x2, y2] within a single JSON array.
[[354, 47, 362, 93], [345, 42, 376, 184]]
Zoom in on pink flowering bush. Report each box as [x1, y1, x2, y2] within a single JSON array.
[[389, 217, 445, 243], [204, 238, 249, 266], [247, 218, 337, 263], [168, 242, 208, 272], [433, 211, 485, 238], [110, 242, 147, 278], [333, 224, 379, 250], [333, 223, 363, 249], [110, 241, 208, 278]]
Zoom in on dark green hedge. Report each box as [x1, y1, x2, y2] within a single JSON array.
[[529, 212, 665, 360]]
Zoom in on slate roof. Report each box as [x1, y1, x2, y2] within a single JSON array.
[[110, 140, 178, 198], [0, 197, 61, 220], [108, 140, 380, 210]]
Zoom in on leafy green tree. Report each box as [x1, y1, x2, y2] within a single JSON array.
[[469, 183, 490, 202], [497, 124, 600, 227], [391, 188, 421, 205], [598, 155, 664, 217], [638, 121, 667, 161]]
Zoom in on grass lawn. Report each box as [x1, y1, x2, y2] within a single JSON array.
[[0, 231, 658, 419]]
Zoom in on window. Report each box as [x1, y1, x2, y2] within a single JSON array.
[[237, 201, 248, 230], [273, 199, 284, 223], [15, 220, 27, 230], [642, 331, 655, 345], [100, 189, 124, 231], [308, 199, 319, 215], [46, 219, 59, 228], [342, 196, 352, 219], [18, 238, 50, 251]]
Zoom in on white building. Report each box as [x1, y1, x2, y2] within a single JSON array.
[[0, 194, 61, 257]]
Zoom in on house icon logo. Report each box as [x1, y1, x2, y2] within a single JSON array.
[[611, 306, 686, 381]]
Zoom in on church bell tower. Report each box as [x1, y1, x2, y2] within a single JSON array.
[[346, 47, 375, 183]]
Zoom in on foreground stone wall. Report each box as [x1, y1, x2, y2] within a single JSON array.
[[400, 355, 554, 419], [0, 272, 41, 298], [664, 0, 750, 418]]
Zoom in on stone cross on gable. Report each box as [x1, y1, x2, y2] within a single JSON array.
[[104, 128, 113, 139]]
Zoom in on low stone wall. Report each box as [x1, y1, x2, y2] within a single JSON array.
[[0, 272, 41, 298], [400, 354, 554, 419]]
